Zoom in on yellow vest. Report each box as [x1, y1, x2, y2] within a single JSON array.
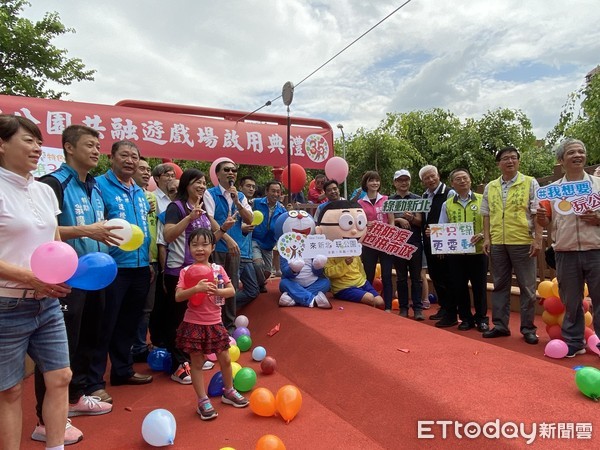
[[487, 173, 533, 245], [445, 192, 484, 253]]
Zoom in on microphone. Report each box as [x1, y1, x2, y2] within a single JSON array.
[[229, 179, 235, 199]]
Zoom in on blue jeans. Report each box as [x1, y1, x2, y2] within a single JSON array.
[[394, 250, 423, 311], [489, 244, 537, 334], [556, 250, 600, 348], [0, 296, 68, 391], [279, 277, 331, 307], [235, 259, 260, 309]]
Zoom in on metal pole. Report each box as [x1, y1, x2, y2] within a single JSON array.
[[287, 106, 292, 203], [337, 124, 347, 199]]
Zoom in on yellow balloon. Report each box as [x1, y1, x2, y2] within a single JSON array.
[[220, 447, 236, 450], [231, 361, 242, 378], [542, 310, 559, 326], [119, 224, 144, 251], [537, 281, 554, 299], [251, 210, 264, 226], [551, 280, 560, 298], [375, 263, 381, 279], [584, 283, 589, 298], [585, 311, 593, 327], [229, 345, 240, 362], [557, 312, 565, 326]]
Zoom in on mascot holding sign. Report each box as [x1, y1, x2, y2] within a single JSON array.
[[315, 200, 384, 309], [275, 210, 331, 308]]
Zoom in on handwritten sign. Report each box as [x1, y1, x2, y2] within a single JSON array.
[[361, 222, 417, 260], [429, 222, 475, 255], [382, 198, 431, 213]]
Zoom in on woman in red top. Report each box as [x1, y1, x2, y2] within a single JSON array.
[[357, 171, 395, 311]]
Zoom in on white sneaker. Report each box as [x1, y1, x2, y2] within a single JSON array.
[[279, 293, 296, 307], [170, 362, 192, 384], [202, 360, 215, 370], [313, 291, 332, 309]]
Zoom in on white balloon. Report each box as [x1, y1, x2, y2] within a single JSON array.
[[142, 409, 176, 447], [234, 315, 249, 328], [104, 218, 133, 246]]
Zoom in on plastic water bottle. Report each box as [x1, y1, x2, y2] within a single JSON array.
[[214, 274, 225, 306]]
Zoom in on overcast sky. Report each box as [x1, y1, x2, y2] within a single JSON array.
[[23, 0, 600, 139]]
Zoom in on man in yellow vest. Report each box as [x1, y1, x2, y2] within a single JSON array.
[[481, 147, 542, 344], [436, 168, 489, 331], [536, 138, 600, 357]]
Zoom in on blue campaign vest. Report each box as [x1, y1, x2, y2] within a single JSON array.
[[207, 186, 245, 253], [45, 164, 109, 257], [96, 170, 150, 268], [251, 197, 287, 250]]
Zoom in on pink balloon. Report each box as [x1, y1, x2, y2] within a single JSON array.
[[205, 353, 217, 362], [209, 157, 234, 187], [588, 335, 600, 356], [544, 339, 568, 359], [30, 241, 79, 284], [325, 156, 349, 183], [147, 177, 157, 192]]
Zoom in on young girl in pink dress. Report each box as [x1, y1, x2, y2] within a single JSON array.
[[175, 228, 248, 420]]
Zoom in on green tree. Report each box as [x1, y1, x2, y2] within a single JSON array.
[[0, 0, 95, 99], [547, 73, 600, 164]]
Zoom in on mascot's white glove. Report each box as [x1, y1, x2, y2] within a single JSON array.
[[289, 258, 305, 273], [312, 254, 328, 270]]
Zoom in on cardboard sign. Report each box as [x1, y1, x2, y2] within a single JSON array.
[[361, 222, 417, 260]]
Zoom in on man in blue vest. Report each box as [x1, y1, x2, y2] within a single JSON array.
[[252, 181, 287, 292], [33, 125, 119, 444], [203, 160, 253, 332], [88, 140, 153, 397]]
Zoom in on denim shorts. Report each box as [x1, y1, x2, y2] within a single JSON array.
[[0, 296, 69, 391]]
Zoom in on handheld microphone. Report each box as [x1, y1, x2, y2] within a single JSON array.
[[229, 179, 235, 199]]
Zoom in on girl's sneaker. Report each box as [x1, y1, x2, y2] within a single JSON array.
[[221, 388, 249, 408], [197, 397, 218, 421]]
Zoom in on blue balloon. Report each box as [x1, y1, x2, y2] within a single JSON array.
[[67, 252, 117, 290], [252, 346, 267, 361], [141, 409, 176, 447], [207, 371, 224, 397], [147, 348, 170, 372]]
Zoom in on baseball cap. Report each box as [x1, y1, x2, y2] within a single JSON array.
[[393, 169, 411, 180]]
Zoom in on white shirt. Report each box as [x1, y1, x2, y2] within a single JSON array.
[[0, 167, 60, 288], [203, 184, 252, 217], [154, 188, 171, 214]]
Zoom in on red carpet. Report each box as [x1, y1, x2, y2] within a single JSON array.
[[20, 278, 600, 449]]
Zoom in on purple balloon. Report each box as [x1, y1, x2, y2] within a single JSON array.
[[232, 326, 251, 340]]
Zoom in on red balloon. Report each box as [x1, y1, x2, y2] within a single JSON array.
[[543, 296, 564, 315], [165, 162, 183, 179], [585, 326, 595, 341], [184, 264, 213, 287], [546, 324, 563, 340], [583, 298, 591, 313], [372, 277, 383, 294], [260, 356, 277, 375], [281, 164, 306, 193]]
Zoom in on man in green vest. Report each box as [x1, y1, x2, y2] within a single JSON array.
[[436, 168, 489, 331], [481, 147, 542, 344]]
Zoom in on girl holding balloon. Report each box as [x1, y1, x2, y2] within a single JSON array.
[[0, 114, 72, 449], [163, 169, 234, 383], [175, 228, 249, 420]]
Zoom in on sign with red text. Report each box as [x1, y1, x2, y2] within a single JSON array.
[[429, 222, 475, 254]]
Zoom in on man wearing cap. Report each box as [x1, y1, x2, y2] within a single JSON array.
[[481, 146, 542, 345], [390, 170, 424, 320]]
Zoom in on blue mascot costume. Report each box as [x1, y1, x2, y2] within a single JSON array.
[[275, 210, 331, 308]]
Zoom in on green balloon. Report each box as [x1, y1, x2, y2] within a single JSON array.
[[233, 367, 257, 392], [575, 367, 600, 400], [236, 334, 252, 352]]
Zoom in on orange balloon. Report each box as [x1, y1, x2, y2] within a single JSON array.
[[541, 310, 559, 326], [585, 311, 593, 327], [256, 434, 286, 450], [249, 387, 276, 417], [584, 283, 589, 297], [391, 299, 399, 310], [275, 385, 302, 424], [537, 281, 553, 299]]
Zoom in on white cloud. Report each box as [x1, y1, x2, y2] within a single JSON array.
[[20, 0, 600, 140]]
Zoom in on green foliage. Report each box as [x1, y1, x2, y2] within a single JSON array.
[[546, 73, 600, 164], [0, 0, 95, 99]]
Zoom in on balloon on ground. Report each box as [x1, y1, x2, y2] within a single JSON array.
[[256, 434, 286, 450], [141, 409, 176, 447], [261, 356, 277, 375], [252, 346, 267, 361], [234, 367, 257, 392], [275, 385, 302, 423], [236, 335, 252, 352], [234, 315, 249, 328], [249, 388, 276, 417]]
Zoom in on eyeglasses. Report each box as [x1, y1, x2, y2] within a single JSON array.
[[222, 167, 238, 173], [160, 172, 175, 178], [499, 156, 519, 162]]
